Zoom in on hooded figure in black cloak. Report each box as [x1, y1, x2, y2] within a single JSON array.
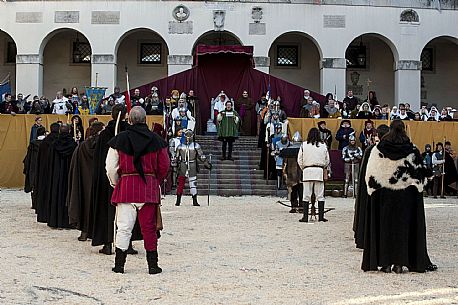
[[23, 126, 46, 210], [90, 104, 141, 255], [362, 120, 437, 273], [67, 121, 105, 241], [353, 124, 389, 249], [47, 125, 77, 228], [35, 123, 60, 223]]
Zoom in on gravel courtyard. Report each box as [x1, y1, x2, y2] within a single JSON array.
[[0, 189, 457, 305]]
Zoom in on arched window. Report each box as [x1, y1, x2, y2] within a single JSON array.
[[400, 9, 419, 23]]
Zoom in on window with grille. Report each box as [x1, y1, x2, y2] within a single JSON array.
[[276, 45, 298, 67], [140, 43, 162, 64], [421, 48, 433, 71], [6, 41, 16, 64], [72, 42, 92, 63]]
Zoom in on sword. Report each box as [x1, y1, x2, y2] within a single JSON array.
[[208, 154, 212, 206]]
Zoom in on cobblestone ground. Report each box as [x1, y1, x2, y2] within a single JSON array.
[[0, 189, 457, 305]]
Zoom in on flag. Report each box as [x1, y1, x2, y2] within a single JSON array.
[[0, 79, 11, 103], [125, 66, 132, 113], [85, 87, 107, 114]]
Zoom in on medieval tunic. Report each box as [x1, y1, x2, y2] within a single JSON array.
[[23, 136, 44, 210], [106, 123, 169, 251], [67, 135, 98, 235], [217, 110, 240, 139], [47, 133, 77, 228], [236, 96, 255, 136], [362, 140, 434, 272]]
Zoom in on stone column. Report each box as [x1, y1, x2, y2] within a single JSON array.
[[320, 58, 346, 100], [254, 56, 269, 74], [16, 54, 43, 96], [91, 54, 117, 94], [395, 60, 421, 110], [168, 55, 193, 76]]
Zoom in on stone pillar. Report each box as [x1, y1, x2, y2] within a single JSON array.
[[254, 56, 269, 74], [91, 54, 117, 94], [16, 54, 43, 96], [168, 55, 193, 76], [395, 60, 421, 111], [320, 58, 346, 100]]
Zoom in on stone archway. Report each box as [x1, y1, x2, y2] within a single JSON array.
[[192, 30, 242, 55], [115, 28, 169, 91], [0, 30, 17, 96], [268, 32, 321, 92], [41, 29, 92, 99], [345, 34, 397, 107], [420, 36, 458, 110]]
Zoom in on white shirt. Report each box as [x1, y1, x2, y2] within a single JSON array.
[[52, 97, 69, 114]]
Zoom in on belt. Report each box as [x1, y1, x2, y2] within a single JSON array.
[[303, 165, 325, 169], [121, 173, 156, 177]]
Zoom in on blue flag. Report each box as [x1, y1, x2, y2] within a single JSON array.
[[0, 81, 11, 102], [85, 87, 107, 114]]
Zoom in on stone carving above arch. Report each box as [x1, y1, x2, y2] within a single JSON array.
[[400, 9, 419, 23]]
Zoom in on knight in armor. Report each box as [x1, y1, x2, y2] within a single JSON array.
[[359, 119, 376, 151], [175, 130, 212, 206], [169, 129, 184, 187], [144, 86, 163, 115], [432, 142, 446, 198], [281, 132, 303, 213], [272, 126, 289, 189], [108, 86, 126, 105], [336, 119, 355, 150], [318, 121, 332, 149], [342, 134, 363, 198], [264, 111, 283, 179], [172, 107, 195, 136]]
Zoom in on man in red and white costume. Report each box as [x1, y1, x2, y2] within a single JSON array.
[[106, 106, 170, 274]]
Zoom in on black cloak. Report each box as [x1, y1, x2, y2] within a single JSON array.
[[90, 120, 142, 247], [35, 132, 58, 223], [362, 140, 434, 272], [67, 135, 98, 234], [47, 133, 77, 228], [23, 138, 43, 209]]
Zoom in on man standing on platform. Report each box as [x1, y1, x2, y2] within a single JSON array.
[[217, 100, 240, 161], [106, 106, 169, 274], [236, 90, 255, 136]]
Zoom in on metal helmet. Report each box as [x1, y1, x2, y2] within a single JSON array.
[[292, 131, 302, 143], [178, 107, 187, 114], [281, 135, 289, 145], [349, 132, 356, 142], [184, 129, 194, 143], [273, 100, 281, 111]]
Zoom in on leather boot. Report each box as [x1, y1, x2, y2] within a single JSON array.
[[78, 231, 88, 241], [318, 201, 328, 222], [99, 243, 113, 255], [146, 250, 162, 274], [112, 248, 127, 274], [126, 241, 138, 255], [299, 201, 309, 222], [175, 194, 182, 206], [192, 195, 200, 206]]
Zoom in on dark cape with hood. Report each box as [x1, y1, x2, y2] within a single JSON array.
[[362, 139, 434, 272], [35, 132, 59, 222], [67, 135, 98, 234], [90, 120, 142, 247], [47, 133, 77, 228], [23, 137, 44, 209]]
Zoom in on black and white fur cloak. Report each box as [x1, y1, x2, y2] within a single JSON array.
[[361, 139, 434, 272]]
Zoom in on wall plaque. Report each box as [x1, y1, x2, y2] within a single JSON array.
[[91, 11, 120, 24], [16, 12, 43, 23], [323, 15, 345, 28], [169, 21, 193, 34], [55, 11, 79, 23]]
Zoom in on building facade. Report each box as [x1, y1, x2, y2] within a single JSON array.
[[1, 0, 457, 110]]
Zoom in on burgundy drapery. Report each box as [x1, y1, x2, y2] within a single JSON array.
[[130, 45, 325, 132]]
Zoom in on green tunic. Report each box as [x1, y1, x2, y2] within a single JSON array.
[[217, 110, 240, 139]]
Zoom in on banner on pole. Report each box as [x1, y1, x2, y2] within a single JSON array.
[[85, 87, 107, 114]]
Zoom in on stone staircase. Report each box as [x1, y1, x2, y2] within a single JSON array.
[[189, 135, 281, 196]]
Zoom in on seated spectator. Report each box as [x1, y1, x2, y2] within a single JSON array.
[[364, 91, 379, 109], [405, 103, 415, 120], [389, 106, 399, 120], [1, 94, 18, 114], [419, 106, 429, 121], [413, 112, 422, 121], [69, 87, 80, 112], [108, 86, 125, 105], [40, 96, 52, 114], [372, 106, 384, 120], [380, 105, 390, 120], [341, 102, 351, 119], [52, 91, 70, 114], [78, 96, 90, 115], [16, 93, 31, 114], [323, 99, 341, 118], [310, 101, 321, 119], [439, 108, 452, 121], [350, 103, 361, 119], [343, 90, 359, 111], [300, 96, 314, 118], [30, 96, 44, 114], [395, 103, 411, 120], [428, 107, 439, 121], [131, 89, 144, 108], [356, 102, 373, 119]]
